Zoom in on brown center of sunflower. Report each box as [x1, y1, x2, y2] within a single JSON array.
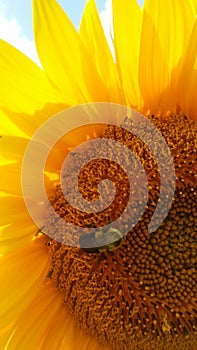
[[45, 115, 197, 350]]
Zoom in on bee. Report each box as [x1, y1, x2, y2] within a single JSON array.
[[79, 227, 125, 254]]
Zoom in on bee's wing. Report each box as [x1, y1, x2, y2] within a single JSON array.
[[79, 232, 100, 251]]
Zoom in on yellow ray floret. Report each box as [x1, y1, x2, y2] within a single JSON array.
[[178, 18, 197, 120], [138, 0, 196, 116], [112, 0, 142, 110], [33, 0, 109, 104], [80, 0, 123, 104], [0, 237, 49, 329]]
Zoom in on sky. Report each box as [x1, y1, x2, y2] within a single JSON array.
[[0, 0, 144, 65]]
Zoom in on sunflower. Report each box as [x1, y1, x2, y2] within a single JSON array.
[[0, 0, 197, 349]]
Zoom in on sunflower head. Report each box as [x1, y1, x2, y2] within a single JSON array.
[[0, 0, 197, 350]]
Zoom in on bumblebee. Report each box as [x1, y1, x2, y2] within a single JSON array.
[[79, 227, 125, 254]]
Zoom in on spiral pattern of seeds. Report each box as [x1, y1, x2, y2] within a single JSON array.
[[45, 114, 197, 350]]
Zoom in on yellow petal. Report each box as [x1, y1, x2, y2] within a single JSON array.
[[0, 118, 26, 166], [0, 136, 29, 164], [0, 323, 14, 349], [0, 40, 67, 138], [0, 222, 36, 256], [0, 236, 49, 328], [0, 134, 63, 177], [0, 163, 22, 195], [3, 279, 109, 350], [2, 281, 62, 350], [0, 40, 62, 115], [40, 292, 72, 350], [112, 0, 143, 110], [0, 195, 37, 254], [178, 19, 197, 120], [0, 161, 52, 196], [33, 0, 108, 104], [80, 0, 123, 104], [0, 110, 25, 138], [1, 102, 67, 139], [139, 0, 195, 115], [0, 195, 34, 227], [191, 0, 197, 12]]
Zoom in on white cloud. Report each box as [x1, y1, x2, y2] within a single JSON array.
[[0, 2, 41, 66], [99, 0, 115, 58]]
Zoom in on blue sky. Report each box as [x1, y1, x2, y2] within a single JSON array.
[[0, 0, 109, 39], [0, 0, 144, 64]]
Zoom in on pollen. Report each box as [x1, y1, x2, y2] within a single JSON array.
[[45, 115, 197, 350]]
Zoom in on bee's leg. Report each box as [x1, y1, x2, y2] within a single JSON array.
[[47, 269, 53, 278], [98, 253, 107, 261], [108, 251, 115, 256]]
